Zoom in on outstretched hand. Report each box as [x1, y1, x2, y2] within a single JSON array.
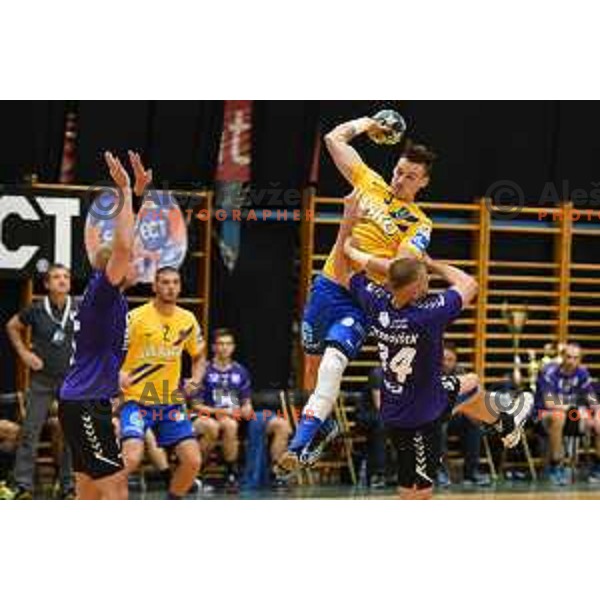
[[129, 151, 153, 197], [104, 151, 130, 189]]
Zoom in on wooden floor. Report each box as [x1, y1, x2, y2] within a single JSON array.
[[123, 482, 600, 500]]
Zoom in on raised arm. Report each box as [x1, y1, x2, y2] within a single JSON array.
[[104, 151, 134, 285], [129, 150, 153, 197], [424, 256, 478, 306], [324, 117, 391, 185], [329, 191, 364, 286]]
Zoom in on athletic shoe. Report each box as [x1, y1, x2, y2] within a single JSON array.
[[493, 391, 534, 448], [191, 478, 215, 496], [560, 466, 573, 486], [436, 468, 451, 488], [370, 474, 386, 490], [224, 472, 239, 493], [463, 471, 491, 487], [272, 475, 289, 491], [588, 466, 600, 484], [274, 450, 302, 482], [0, 482, 14, 500], [58, 488, 76, 500], [128, 474, 147, 496], [299, 418, 341, 466], [276, 418, 341, 480], [548, 465, 565, 486]]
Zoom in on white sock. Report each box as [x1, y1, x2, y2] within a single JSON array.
[[303, 346, 349, 421]]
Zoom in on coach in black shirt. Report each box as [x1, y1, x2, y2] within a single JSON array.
[[5, 264, 76, 499]]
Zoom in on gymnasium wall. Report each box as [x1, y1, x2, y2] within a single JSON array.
[[2, 101, 600, 392]]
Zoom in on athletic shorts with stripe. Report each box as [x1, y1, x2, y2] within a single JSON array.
[[58, 400, 124, 479], [386, 420, 441, 490]]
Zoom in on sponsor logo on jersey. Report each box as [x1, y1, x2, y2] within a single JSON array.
[[411, 225, 432, 252], [415, 293, 446, 311], [140, 344, 181, 360], [378, 311, 390, 328], [358, 195, 397, 236]]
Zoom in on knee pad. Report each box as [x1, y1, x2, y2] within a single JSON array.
[[304, 346, 349, 420]]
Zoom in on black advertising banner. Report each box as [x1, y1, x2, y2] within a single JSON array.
[[0, 185, 207, 280]]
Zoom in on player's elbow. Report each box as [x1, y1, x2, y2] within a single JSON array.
[[466, 275, 478, 298], [324, 126, 344, 148], [324, 130, 336, 150], [6, 316, 19, 336], [459, 277, 478, 305]]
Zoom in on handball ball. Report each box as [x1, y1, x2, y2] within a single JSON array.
[[368, 109, 407, 145]]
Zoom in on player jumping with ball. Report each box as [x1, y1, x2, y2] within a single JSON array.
[[279, 110, 436, 473]]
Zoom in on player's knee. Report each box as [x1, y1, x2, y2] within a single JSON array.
[[549, 411, 567, 429], [319, 346, 349, 380], [123, 440, 144, 471], [198, 418, 219, 441], [181, 445, 201, 473], [461, 373, 480, 395], [268, 417, 292, 438], [220, 417, 239, 439]]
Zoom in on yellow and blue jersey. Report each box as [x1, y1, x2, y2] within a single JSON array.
[[121, 302, 203, 405], [322, 163, 432, 284]]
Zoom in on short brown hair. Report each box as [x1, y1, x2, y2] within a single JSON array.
[[213, 328, 235, 343], [401, 141, 437, 176], [43, 263, 70, 284], [155, 266, 180, 281], [388, 258, 426, 291], [443, 341, 458, 356]]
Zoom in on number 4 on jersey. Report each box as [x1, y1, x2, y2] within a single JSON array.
[[379, 345, 417, 384]]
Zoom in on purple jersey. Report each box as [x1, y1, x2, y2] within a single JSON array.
[[537, 363, 596, 408], [60, 271, 128, 401], [349, 273, 462, 428], [201, 361, 252, 409]]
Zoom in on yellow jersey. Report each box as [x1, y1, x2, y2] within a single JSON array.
[[322, 163, 432, 284], [121, 302, 204, 405]]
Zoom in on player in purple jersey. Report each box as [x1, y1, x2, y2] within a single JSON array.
[[191, 329, 253, 489], [59, 151, 140, 500], [327, 195, 530, 498]]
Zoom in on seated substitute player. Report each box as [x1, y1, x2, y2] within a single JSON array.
[[192, 329, 253, 490], [285, 115, 435, 468], [535, 342, 599, 485], [59, 151, 138, 501], [119, 266, 205, 500]]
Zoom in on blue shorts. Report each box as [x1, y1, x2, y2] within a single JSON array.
[[120, 401, 194, 448], [301, 275, 368, 359]]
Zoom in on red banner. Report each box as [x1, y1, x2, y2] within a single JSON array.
[[215, 100, 252, 183]]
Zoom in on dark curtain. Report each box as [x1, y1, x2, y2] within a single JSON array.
[[0, 100, 66, 183], [316, 100, 565, 202], [209, 221, 297, 389], [76, 101, 224, 187]]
